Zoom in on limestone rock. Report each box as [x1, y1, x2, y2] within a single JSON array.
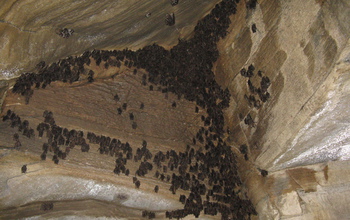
[[1, 0, 350, 219]]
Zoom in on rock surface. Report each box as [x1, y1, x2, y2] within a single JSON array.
[[1, 0, 350, 219], [0, 0, 220, 79], [215, 0, 350, 219]]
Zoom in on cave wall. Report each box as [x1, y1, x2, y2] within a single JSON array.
[[0, 0, 220, 79], [216, 0, 350, 171], [214, 0, 350, 219], [0, 0, 350, 219]]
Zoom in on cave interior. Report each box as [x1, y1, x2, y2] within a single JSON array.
[[0, 0, 350, 219]]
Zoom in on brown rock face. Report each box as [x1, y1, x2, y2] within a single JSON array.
[[214, 0, 350, 219], [1, 0, 350, 219]]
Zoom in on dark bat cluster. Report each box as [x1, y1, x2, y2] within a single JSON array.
[[37, 111, 91, 164], [239, 144, 249, 161], [115, 101, 140, 129], [165, 13, 175, 26], [133, 176, 141, 189], [165, 0, 178, 26], [260, 169, 268, 177], [2, 110, 35, 144], [87, 132, 134, 176], [56, 28, 74, 38], [40, 202, 54, 211], [251, 23, 257, 33], [134, 140, 152, 162], [246, 0, 258, 10], [170, 0, 179, 6], [7, 0, 259, 219], [87, 70, 94, 83], [13, 133, 21, 150], [2, 109, 257, 219], [114, 94, 120, 102], [142, 210, 156, 219], [242, 64, 271, 110], [240, 64, 271, 174], [21, 165, 27, 173], [87, 132, 131, 156], [240, 64, 255, 78], [114, 157, 129, 176], [160, 141, 257, 219], [11, 49, 135, 104], [100, 127, 256, 219], [154, 185, 159, 193], [13, 0, 234, 138], [244, 113, 255, 127]]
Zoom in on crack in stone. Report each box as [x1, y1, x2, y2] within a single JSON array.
[[0, 20, 36, 33]]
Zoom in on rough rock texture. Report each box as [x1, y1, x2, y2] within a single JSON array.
[[0, 65, 207, 218], [0, 0, 220, 79], [215, 0, 350, 219], [1, 0, 350, 219], [217, 0, 350, 171]]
